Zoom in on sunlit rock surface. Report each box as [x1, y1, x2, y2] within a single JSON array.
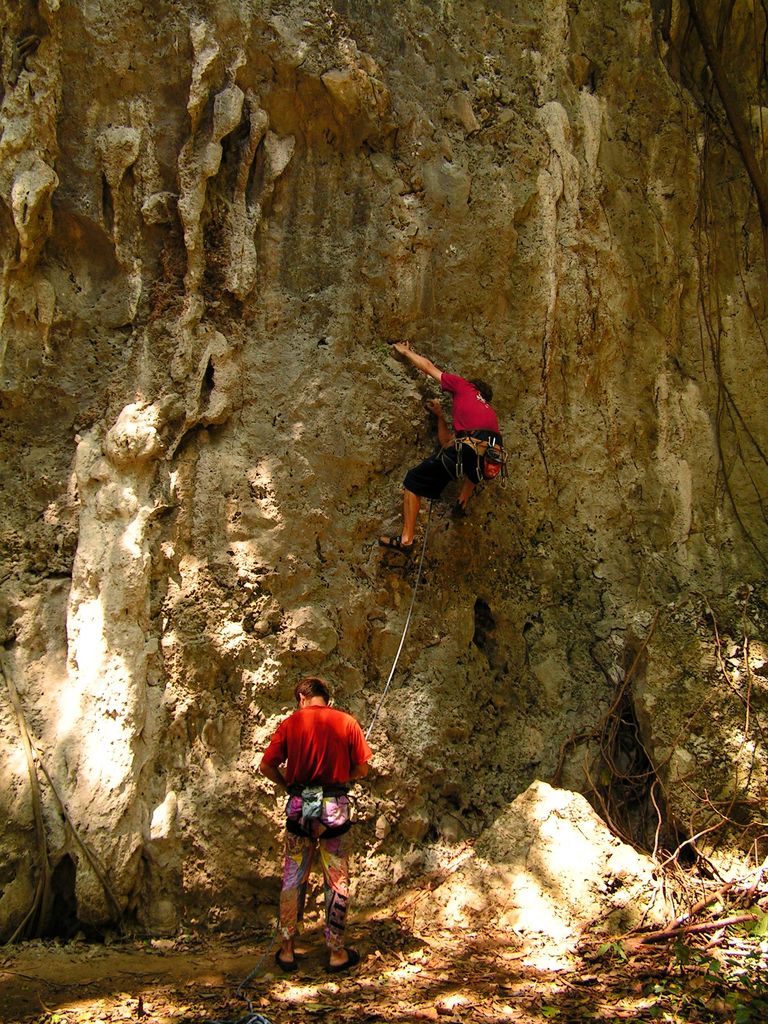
[[414, 781, 670, 946], [0, 1, 766, 937]]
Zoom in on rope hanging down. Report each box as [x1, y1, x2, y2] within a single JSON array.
[[365, 501, 432, 741]]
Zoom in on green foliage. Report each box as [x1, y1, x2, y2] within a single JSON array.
[[671, 938, 721, 980], [597, 939, 628, 961], [646, 931, 768, 1024], [726, 991, 768, 1024]]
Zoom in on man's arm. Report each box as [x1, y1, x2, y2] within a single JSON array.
[[348, 762, 370, 782], [260, 757, 288, 791], [392, 342, 443, 383]]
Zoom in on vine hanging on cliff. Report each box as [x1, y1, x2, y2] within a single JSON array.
[[655, 0, 768, 565], [687, 0, 768, 227]]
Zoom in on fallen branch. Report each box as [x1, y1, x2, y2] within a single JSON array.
[[669, 880, 736, 928], [635, 913, 757, 944]]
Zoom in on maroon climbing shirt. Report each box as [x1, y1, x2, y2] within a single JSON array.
[[441, 373, 500, 433]]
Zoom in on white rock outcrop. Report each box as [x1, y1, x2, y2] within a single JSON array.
[[416, 781, 669, 947]]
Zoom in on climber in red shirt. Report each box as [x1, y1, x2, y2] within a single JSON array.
[[379, 341, 504, 554], [260, 676, 371, 974]]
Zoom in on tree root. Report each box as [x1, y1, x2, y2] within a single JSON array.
[[1, 656, 124, 941], [1, 656, 53, 942]]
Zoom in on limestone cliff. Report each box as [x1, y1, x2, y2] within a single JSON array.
[[1, 0, 766, 938]]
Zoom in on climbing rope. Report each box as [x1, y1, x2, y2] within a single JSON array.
[[203, 1014, 272, 1024], [196, 921, 280, 1024], [233, 922, 279, 1002], [365, 501, 433, 741]]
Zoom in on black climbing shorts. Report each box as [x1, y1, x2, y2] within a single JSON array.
[[403, 445, 463, 500]]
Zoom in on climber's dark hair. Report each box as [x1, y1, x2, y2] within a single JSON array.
[[469, 379, 493, 402], [295, 676, 331, 703]]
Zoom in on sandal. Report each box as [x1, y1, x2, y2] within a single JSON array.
[[274, 950, 297, 973], [378, 535, 413, 554], [326, 948, 361, 974]]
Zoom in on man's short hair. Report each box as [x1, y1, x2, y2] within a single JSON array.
[[295, 676, 331, 703], [469, 379, 493, 402]]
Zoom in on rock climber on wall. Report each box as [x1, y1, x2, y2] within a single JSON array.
[[378, 341, 505, 554]]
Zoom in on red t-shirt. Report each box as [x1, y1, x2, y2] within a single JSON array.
[[441, 373, 500, 433], [261, 705, 372, 786]]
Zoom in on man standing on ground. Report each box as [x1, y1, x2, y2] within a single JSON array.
[[378, 341, 503, 554], [260, 676, 372, 973]]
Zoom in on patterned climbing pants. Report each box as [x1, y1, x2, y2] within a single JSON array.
[[279, 795, 351, 951]]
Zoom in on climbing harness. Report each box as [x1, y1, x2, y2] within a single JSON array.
[[445, 431, 507, 482], [365, 501, 433, 741], [285, 783, 353, 839], [221, 788, 357, 1014]]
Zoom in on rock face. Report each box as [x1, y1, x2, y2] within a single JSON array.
[[0, 1, 766, 937]]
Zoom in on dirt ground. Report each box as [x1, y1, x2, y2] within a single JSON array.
[[2, 898, 766, 1024]]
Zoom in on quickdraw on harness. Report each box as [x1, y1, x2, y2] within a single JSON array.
[[444, 431, 508, 481]]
